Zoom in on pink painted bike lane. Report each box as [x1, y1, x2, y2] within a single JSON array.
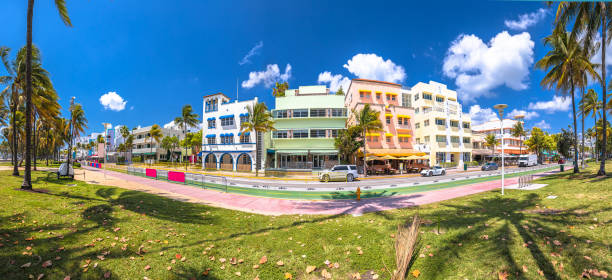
[[83, 166, 558, 216]]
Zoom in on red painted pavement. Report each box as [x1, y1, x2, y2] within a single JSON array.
[[84, 166, 558, 216]]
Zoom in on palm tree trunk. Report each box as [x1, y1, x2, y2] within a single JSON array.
[[581, 101, 585, 168], [599, 6, 608, 176], [570, 81, 579, 173], [11, 103, 19, 176], [362, 128, 367, 177], [594, 114, 598, 161], [33, 114, 37, 171], [255, 129, 259, 177], [21, 0, 35, 189]]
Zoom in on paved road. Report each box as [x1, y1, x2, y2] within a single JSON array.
[[217, 164, 559, 190]]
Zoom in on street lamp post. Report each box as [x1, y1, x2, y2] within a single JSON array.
[[493, 104, 508, 195]]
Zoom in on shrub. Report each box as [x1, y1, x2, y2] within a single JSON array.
[[73, 162, 81, 167]]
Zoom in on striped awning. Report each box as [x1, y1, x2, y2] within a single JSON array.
[[219, 115, 234, 119], [207, 117, 216, 121], [221, 133, 234, 137], [206, 134, 216, 138]]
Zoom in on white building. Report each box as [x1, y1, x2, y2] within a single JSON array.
[[131, 125, 184, 163], [472, 119, 527, 156], [201, 93, 259, 172]]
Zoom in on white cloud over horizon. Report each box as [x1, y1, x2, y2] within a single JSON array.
[[241, 64, 292, 89], [99, 92, 127, 111], [527, 95, 571, 113], [504, 8, 549, 30], [508, 109, 539, 120], [318, 53, 405, 92], [469, 105, 499, 125], [443, 31, 534, 103], [239, 41, 263, 65], [317, 71, 351, 92], [534, 120, 551, 130]]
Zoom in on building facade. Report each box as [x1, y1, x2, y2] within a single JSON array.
[[345, 79, 419, 168], [201, 93, 259, 172], [472, 119, 527, 156], [131, 125, 184, 163], [266, 85, 346, 170], [408, 81, 472, 166]]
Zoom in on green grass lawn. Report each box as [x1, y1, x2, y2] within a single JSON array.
[[0, 164, 610, 279]]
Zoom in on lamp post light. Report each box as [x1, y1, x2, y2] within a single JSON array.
[[493, 104, 508, 195]]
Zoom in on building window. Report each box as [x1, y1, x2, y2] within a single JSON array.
[[450, 120, 459, 127], [310, 108, 326, 117], [376, 92, 381, 99], [370, 136, 378, 142], [293, 109, 308, 118], [462, 122, 470, 129], [451, 136, 460, 143], [423, 93, 432, 100], [424, 120, 430, 126], [463, 137, 471, 144], [272, 131, 288, 138], [273, 110, 287, 118], [391, 95, 396, 101], [415, 107, 419, 114], [207, 119, 216, 129], [221, 117, 235, 126], [415, 122, 420, 129], [207, 138, 216, 145], [240, 134, 250, 143], [414, 94, 419, 101], [424, 136, 430, 142], [292, 130, 308, 138], [463, 152, 471, 162], [330, 129, 340, 138], [436, 135, 446, 143], [310, 129, 326, 138], [435, 119, 445, 126], [402, 93, 411, 108], [331, 108, 346, 117], [398, 118, 403, 125], [436, 152, 445, 163], [360, 91, 364, 98], [220, 135, 234, 144], [386, 136, 391, 143], [240, 115, 249, 124], [436, 96, 444, 102], [416, 138, 420, 144], [404, 118, 409, 125], [386, 116, 391, 124]]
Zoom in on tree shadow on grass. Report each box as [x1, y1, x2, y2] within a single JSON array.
[[420, 193, 610, 279]]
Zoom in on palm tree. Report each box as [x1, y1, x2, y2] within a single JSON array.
[[21, 0, 72, 189], [353, 104, 383, 176], [556, 2, 611, 175], [1, 46, 22, 176], [484, 133, 500, 158], [67, 102, 87, 167], [580, 89, 602, 160], [510, 121, 527, 157], [535, 26, 599, 173], [124, 134, 134, 164], [147, 124, 163, 165], [272, 81, 289, 97], [174, 105, 199, 167], [240, 102, 275, 176]]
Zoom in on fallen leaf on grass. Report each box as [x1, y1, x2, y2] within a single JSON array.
[[253, 264, 260, 269], [37, 274, 44, 280], [21, 262, 31, 268], [284, 272, 292, 279], [321, 269, 332, 279], [584, 256, 592, 261], [41, 260, 52, 268], [63, 277, 70, 280], [259, 256, 267, 264], [235, 272, 242, 276], [276, 260, 284, 266], [498, 271, 508, 280], [412, 269, 420, 277], [144, 265, 151, 271], [522, 265, 528, 272], [306, 265, 316, 273]]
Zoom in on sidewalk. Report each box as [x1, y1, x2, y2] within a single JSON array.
[[81, 166, 559, 215]]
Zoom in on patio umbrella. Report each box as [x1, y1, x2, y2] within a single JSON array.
[[380, 155, 398, 160], [366, 156, 381, 161]]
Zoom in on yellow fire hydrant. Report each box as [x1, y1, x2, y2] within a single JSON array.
[[356, 187, 361, 201]]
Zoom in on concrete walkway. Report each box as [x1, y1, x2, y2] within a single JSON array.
[[79, 166, 560, 216]]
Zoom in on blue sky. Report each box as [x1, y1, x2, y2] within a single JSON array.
[[1, 0, 606, 135]]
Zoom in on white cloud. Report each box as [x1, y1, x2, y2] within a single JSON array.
[[527, 95, 571, 113], [343, 53, 406, 83], [504, 8, 549, 30], [241, 64, 292, 89], [317, 71, 351, 92], [469, 105, 499, 125], [443, 31, 534, 103], [508, 109, 539, 120], [534, 120, 551, 130], [238, 41, 263, 65], [99, 92, 127, 111]]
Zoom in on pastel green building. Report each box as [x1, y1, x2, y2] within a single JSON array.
[[265, 85, 347, 170]]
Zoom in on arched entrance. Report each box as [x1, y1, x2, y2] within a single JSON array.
[[220, 153, 233, 171], [204, 153, 217, 169], [236, 153, 252, 172]]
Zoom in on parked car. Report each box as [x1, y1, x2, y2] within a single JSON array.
[[481, 162, 499, 171], [420, 166, 446, 177], [519, 154, 538, 167], [56, 162, 74, 179], [319, 165, 359, 182]]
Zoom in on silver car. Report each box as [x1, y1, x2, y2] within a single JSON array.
[[420, 166, 446, 177], [319, 165, 359, 182]]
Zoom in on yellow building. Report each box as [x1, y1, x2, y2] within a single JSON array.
[[407, 81, 472, 167]]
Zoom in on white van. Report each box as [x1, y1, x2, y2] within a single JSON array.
[[518, 154, 538, 167]]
